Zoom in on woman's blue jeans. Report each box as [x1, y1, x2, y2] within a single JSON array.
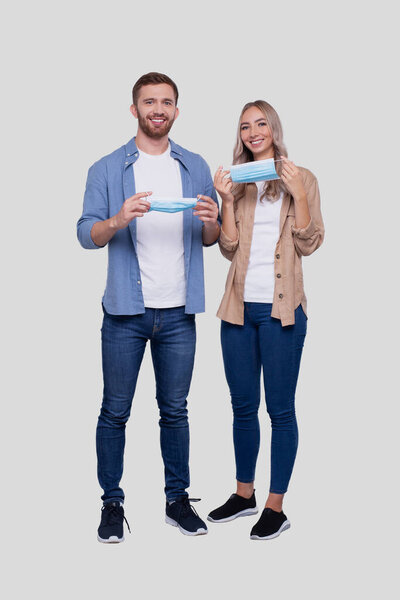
[[97, 306, 196, 503], [220, 303, 307, 494]]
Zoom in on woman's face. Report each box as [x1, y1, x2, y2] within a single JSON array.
[[240, 106, 274, 160]]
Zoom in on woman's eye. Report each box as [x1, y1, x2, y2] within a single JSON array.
[[259, 122, 266, 127]]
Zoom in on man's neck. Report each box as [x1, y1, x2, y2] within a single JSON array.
[[135, 130, 170, 155]]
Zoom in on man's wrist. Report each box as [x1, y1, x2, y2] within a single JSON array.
[[203, 220, 220, 231], [110, 215, 120, 231]]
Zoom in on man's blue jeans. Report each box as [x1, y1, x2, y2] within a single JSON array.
[[97, 305, 196, 503], [220, 303, 307, 494]]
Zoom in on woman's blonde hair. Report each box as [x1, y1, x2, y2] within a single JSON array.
[[232, 100, 288, 202]]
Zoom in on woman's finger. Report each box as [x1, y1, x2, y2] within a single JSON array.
[[214, 166, 224, 182]]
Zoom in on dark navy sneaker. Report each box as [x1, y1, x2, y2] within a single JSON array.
[[165, 497, 208, 536], [250, 507, 290, 540], [97, 502, 131, 543], [207, 492, 258, 523]]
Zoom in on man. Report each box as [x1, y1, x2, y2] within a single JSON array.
[[77, 72, 220, 542]]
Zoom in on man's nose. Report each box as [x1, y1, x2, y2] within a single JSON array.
[[153, 102, 164, 114]]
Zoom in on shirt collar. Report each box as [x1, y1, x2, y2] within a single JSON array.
[[124, 137, 188, 169]]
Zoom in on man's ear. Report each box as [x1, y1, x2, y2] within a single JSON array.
[[174, 107, 180, 120], [130, 104, 138, 119]]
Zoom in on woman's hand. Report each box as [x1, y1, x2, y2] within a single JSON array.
[[214, 166, 234, 205], [280, 157, 306, 201]]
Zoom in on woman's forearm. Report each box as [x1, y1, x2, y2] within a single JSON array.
[[221, 200, 238, 241], [293, 192, 311, 230]]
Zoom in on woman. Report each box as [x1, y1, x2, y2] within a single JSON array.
[[208, 101, 324, 540]]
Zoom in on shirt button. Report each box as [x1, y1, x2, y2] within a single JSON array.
[[279, 293, 283, 299], [276, 254, 280, 259], [125, 161, 128, 165], [277, 273, 281, 278], [127, 153, 131, 157], [137, 280, 141, 284]]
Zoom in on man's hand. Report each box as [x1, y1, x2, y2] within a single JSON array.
[[90, 191, 152, 247], [193, 195, 219, 224], [193, 195, 220, 245], [111, 192, 152, 230]]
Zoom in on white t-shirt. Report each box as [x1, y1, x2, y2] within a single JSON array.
[[133, 145, 186, 308], [243, 183, 283, 303]]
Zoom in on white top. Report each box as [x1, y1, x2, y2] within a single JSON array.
[[134, 145, 186, 308], [243, 183, 283, 303]]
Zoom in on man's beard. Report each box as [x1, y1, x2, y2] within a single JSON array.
[[136, 109, 175, 139]]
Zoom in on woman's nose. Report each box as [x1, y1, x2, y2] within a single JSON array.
[[249, 125, 258, 138]]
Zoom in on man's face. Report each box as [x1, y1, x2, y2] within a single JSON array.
[[130, 84, 179, 139]]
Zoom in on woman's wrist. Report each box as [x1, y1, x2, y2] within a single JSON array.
[[221, 195, 234, 207], [292, 190, 307, 204]]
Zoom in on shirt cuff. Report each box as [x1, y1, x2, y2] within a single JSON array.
[[79, 220, 103, 249]]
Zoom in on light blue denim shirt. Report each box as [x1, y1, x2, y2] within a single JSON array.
[[77, 137, 219, 315]]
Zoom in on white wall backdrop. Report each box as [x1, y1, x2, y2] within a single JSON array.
[[2, 0, 399, 598]]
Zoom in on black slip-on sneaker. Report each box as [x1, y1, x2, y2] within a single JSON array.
[[250, 507, 290, 540], [165, 497, 208, 536], [207, 492, 258, 523], [97, 502, 131, 543]]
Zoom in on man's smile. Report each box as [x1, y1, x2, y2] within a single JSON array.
[[149, 116, 167, 125]]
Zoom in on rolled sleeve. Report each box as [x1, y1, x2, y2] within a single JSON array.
[[77, 161, 109, 250], [218, 227, 239, 261], [77, 219, 103, 249]]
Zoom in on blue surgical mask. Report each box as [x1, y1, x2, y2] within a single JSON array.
[[148, 197, 197, 213], [229, 158, 280, 183]]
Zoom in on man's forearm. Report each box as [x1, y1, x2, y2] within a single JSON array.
[[91, 216, 119, 247]]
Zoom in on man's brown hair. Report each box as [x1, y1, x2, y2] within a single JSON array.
[[132, 72, 179, 106]]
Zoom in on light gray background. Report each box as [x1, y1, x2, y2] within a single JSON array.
[[2, 0, 399, 598]]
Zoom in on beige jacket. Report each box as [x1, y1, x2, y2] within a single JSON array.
[[217, 167, 324, 326]]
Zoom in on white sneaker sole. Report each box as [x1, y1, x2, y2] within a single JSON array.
[[207, 507, 259, 523], [97, 535, 124, 543], [165, 516, 208, 536], [250, 520, 291, 540]]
